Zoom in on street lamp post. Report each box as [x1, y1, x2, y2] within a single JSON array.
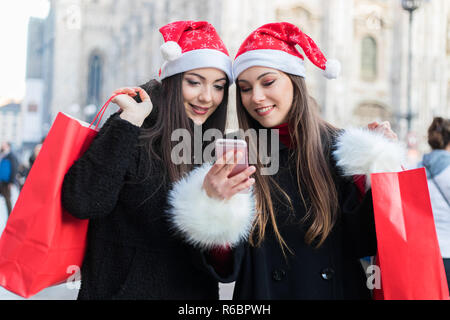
[[401, 0, 422, 134]]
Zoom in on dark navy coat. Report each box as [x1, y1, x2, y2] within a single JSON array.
[[199, 139, 377, 300]]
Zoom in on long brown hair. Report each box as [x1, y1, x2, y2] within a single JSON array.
[[136, 73, 229, 185], [236, 74, 339, 254]]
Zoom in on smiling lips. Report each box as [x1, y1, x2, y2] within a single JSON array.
[[255, 105, 275, 116], [190, 103, 210, 115], [191, 103, 275, 116]]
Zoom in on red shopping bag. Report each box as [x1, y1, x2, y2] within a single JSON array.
[[371, 168, 450, 300], [0, 95, 119, 298]]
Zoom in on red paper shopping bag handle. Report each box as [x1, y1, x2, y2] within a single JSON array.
[[89, 93, 124, 131]]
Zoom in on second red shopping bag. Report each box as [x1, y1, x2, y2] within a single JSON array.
[[371, 168, 449, 300]]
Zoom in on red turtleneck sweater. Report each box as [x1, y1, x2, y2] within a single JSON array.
[[272, 122, 293, 149]]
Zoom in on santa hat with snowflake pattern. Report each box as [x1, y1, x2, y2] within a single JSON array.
[[233, 22, 341, 81], [158, 20, 233, 82]]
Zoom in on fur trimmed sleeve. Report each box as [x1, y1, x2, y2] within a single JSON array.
[[167, 163, 256, 250], [333, 128, 406, 189]]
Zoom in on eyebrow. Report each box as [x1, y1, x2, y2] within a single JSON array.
[[185, 72, 227, 82], [237, 72, 278, 84]]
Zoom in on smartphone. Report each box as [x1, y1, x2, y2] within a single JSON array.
[[215, 139, 248, 178]]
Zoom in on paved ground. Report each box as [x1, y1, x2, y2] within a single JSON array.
[[219, 282, 234, 300]]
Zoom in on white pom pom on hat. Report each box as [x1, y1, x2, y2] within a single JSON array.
[[160, 41, 182, 61], [324, 59, 341, 79]]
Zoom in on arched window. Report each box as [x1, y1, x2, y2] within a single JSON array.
[[86, 54, 103, 121], [361, 36, 377, 80]]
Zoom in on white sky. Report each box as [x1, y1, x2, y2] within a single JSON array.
[[0, 0, 50, 103]]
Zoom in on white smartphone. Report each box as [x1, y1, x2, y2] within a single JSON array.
[[215, 139, 248, 178]]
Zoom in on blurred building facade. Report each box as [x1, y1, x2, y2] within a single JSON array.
[[0, 102, 21, 147], [24, 0, 449, 156]]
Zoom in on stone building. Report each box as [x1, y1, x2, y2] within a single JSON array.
[[26, 0, 449, 156]]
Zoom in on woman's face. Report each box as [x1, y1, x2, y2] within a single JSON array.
[[182, 68, 227, 125], [237, 66, 294, 128]]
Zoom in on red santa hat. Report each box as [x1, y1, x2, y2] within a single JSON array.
[[233, 22, 341, 81], [159, 20, 232, 82]]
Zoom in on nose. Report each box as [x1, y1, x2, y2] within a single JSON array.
[[198, 86, 212, 104], [251, 86, 265, 104]]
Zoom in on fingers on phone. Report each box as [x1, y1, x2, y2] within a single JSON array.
[[229, 166, 255, 186], [216, 150, 235, 165], [232, 177, 255, 194], [211, 151, 234, 175]]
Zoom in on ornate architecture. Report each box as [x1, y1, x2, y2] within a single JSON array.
[[25, 0, 449, 156]]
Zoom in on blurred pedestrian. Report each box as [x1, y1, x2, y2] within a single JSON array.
[[418, 117, 450, 289], [16, 163, 28, 191], [29, 142, 42, 169], [0, 141, 18, 216]]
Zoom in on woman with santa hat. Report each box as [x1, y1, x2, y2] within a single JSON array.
[[168, 22, 403, 299], [61, 20, 254, 300]]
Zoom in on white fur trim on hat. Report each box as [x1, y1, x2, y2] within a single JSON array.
[[324, 59, 341, 79], [160, 48, 233, 82], [233, 49, 306, 82], [160, 41, 182, 61], [167, 163, 256, 250], [333, 128, 406, 189]]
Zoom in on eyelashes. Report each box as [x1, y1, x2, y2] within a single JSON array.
[[187, 79, 200, 86], [240, 79, 276, 92], [186, 79, 224, 91]]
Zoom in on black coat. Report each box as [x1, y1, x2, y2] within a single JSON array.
[[199, 139, 377, 300], [61, 113, 219, 300]]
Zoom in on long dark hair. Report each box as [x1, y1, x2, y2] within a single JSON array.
[[136, 73, 229, 185], [236, 74, 339, 254]]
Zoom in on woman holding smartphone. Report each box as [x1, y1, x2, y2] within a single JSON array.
[[168, 22, 403, 299], [61, 20, 254, 300]]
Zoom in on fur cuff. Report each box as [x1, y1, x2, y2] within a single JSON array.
[[167, 163, 256, 250], [333, 128, 406, 188]]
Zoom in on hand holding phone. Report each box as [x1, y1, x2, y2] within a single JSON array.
[[201, 139, 255, 200], [215, 139, 248, 178]]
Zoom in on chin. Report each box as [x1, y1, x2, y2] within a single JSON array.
[[257, 117, 282, 128], [193, 119, 205, 125], [190, 115, 207, 125]]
